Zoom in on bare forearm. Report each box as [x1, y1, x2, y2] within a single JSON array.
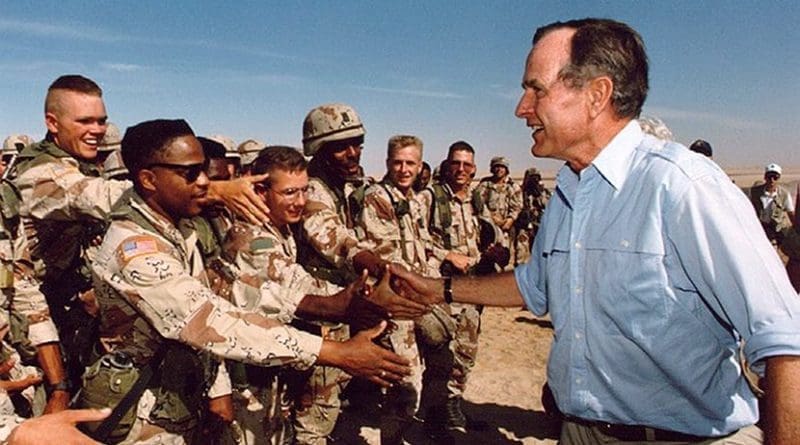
[[37, 343, 66, 386], [763, 355, 800, 445], [452, 271, 524, 307], [295, 294, 350, 323]]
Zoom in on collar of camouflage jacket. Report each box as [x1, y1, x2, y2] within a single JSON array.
[[17, 139, 101, 177]]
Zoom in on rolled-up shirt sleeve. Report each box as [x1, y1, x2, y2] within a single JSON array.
[[668, 172, 800, 373]]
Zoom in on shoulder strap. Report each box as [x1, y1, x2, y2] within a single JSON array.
[[430, 184, 452, 250]]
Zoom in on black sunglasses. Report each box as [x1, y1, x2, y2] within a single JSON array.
[[147, 160, 208, 182]]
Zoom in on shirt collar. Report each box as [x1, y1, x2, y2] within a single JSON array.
[[589, 120, 643, 191]]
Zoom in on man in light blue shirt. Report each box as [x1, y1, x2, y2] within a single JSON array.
[[391, 18, 800, 444]]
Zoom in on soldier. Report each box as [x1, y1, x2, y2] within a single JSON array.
[[13, 74, 273, 408], [95, 122, 122, 173], [514, 167, 550, 265], [221, 146, 422, 444], [415, 141, 507, 438], [1, 136, 32, 178], [85, 119, 410, 444], [354, 135, 452, 444], [412, 161, 432, 193], [297, 103, 429, 444], [207, 135, 240, 179], [474, 156, 522, 266], [237, 139, 266, 176]]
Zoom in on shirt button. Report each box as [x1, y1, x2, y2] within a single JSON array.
[[575, 378, 583, 384], [574, 287, 583, 294], [620, 240, 630, 247], [574, 332, 582, 340], [574, 241, 582, 249]]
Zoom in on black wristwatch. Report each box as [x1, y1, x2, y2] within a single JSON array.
[[46, 380, 71, 395], [443, 276, 453, 304]]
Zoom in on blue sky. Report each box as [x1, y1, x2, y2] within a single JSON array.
[[1, 1, 798, 176]]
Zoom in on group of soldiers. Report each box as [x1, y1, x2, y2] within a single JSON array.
[[0, 74, 550, 445]]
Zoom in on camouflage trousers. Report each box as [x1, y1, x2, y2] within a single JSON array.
[[379, 319, 424, 445], [223, 377, 289, 445], [446, 303, 481, 398], [515, 228, 533, 266], [291, 324, 351, 445]]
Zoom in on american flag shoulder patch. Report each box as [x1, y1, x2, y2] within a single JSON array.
[[119, 236, 159, 262]]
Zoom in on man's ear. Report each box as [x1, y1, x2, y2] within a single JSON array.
[[586, 76, 614, 119], [45, 111, 59, 135], [138, 169, 158, 193]]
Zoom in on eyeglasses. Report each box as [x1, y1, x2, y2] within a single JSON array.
[[270, 185, 309, 201], [147, 161, 208, 182], [766, 173, 780, 180]]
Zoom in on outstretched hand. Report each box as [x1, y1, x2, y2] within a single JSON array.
[[367, 265, 430, 319], [387, 264, 442, 306], [208, 173, 271, 225], [321, 321, 411, 388], [7, 408, 111, 445]]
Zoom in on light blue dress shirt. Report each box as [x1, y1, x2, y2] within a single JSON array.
[[515, 121, 800, 436]]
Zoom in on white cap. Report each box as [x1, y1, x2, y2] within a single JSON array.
[[765, 163, 782, 175]]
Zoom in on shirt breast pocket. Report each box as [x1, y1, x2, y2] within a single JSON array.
[[584, 235, 669, 337]]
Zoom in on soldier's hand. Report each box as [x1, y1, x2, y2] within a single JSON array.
[[7, 408, 111, 445], [444, 252, 472, 273], [208, 394, 235, 423], [367, 265, 429, 319], [208, 174, 270, 225], [501, 218, 515, 231], [344, 271, 387, 331], [319, 321, 411, 388], [0, 373, 43, 394], [387, 264, 443, 306]]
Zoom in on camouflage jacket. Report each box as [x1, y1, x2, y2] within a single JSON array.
[[91, 190, 322, 371], [473, 176, 522, 227], [296, 174, 361, 285], [14, 140, 129, 286], [356, 181, 439, 277], [223, 218, 339, 322], [416, 183, 482, 264]]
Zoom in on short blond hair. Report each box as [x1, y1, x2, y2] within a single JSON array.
[[387, 135, 423, 159]]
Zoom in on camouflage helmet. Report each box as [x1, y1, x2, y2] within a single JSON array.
[[3, 134, 33, 156], [98, 122, 122, 152], [237, 139, 266, 166], [490, 156, 509, 169], [102, 149, 129, 180], [302, 103, 365, 157], [208, 134, 239, 160]]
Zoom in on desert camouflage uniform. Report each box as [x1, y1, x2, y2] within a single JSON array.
[[13, 139, 127, 386], [473, 176, 522, 255], [514, 186, 550, 265], [292, 173, 362, 445], [416, 183, 483, 400], [223, 218, 340, 445], [90, 191, 322, 444], [356, 181, 450, 443]]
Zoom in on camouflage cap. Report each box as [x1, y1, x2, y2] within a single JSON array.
[[490, 156, 509, 169], [2, 134, 34, 156], [103, 149, 129, 180], [208, 134, 239, 160], [98, 122, 122, 152], [237, 138, 266, 166], [302, 103, 365, 157]]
